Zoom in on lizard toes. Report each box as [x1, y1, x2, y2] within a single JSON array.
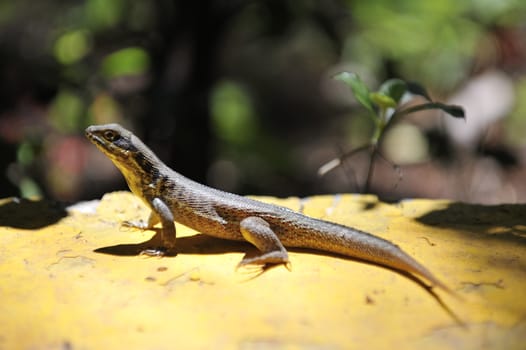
[[139, 247, 167, 257], [122, 220, 149, 230]]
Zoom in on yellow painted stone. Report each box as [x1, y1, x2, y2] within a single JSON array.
[[0, 192, 525, 349]]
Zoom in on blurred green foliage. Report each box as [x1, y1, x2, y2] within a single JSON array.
[[0, 0, 525, 201], [54, 30, 92, 65], [101, 47, 150, 78], [506, 78, 526, 145], [49, 90, 85, 133], [346, 0, 526, 90], [211, 81, 257, 145], [85, 0, 125, 30]]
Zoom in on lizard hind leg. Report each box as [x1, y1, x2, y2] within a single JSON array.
[[237, 216, 291, 270]]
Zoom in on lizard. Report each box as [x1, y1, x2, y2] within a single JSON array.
[[85, 123, 450, 292]]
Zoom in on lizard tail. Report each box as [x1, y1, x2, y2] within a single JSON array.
[[287, 218, 455, 295]]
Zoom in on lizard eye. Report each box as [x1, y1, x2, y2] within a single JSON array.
[[103, 130, 119, 141]]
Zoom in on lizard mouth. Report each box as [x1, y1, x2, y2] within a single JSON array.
[[85, 128, 130, 162], [85, 129, 116, 157], [85, 130, 105, 149]]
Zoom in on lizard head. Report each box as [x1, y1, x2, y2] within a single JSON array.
[[85, 123, 137, 163], [85, 123, 164, 195], [85, 123, 161, 174]]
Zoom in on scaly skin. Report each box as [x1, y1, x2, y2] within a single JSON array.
[[85, 123, 450, 292]]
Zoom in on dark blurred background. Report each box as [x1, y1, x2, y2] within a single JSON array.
[[1, 0, 526, 204]]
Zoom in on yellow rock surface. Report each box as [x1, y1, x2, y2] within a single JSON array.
[[0, 192, 525, 349]]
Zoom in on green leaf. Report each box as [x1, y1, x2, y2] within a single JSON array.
[[435, 103, 465, 118], [378, 79, 407, 104], [369, 92, 397, 109], [397, 102, 465, 119], [334, 72, 374, 113], [406, 81, 432, 101]]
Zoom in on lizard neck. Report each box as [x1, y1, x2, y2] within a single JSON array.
[[112, 134, 169, 199]]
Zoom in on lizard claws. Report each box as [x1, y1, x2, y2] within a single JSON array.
[[122, 220, 150, 230], [139, 247, 167, 257]]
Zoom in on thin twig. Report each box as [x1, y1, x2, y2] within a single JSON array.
[[318, 144, 372, 176], [375, 151, 403, 190], [364, 145, 377, 193]]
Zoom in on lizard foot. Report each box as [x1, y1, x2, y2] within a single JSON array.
[[123, 220, 151, 230], [236, 252, 291, 271], [139, 247, 168, 257]]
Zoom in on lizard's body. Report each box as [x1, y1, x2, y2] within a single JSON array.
[[86, 123, 449, 291]]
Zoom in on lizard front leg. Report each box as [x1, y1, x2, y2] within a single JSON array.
[[238, 216, 291, 269], [124, 198, 176, 256]]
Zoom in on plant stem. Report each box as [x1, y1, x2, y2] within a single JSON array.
[[364, 144, 377, 193]]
